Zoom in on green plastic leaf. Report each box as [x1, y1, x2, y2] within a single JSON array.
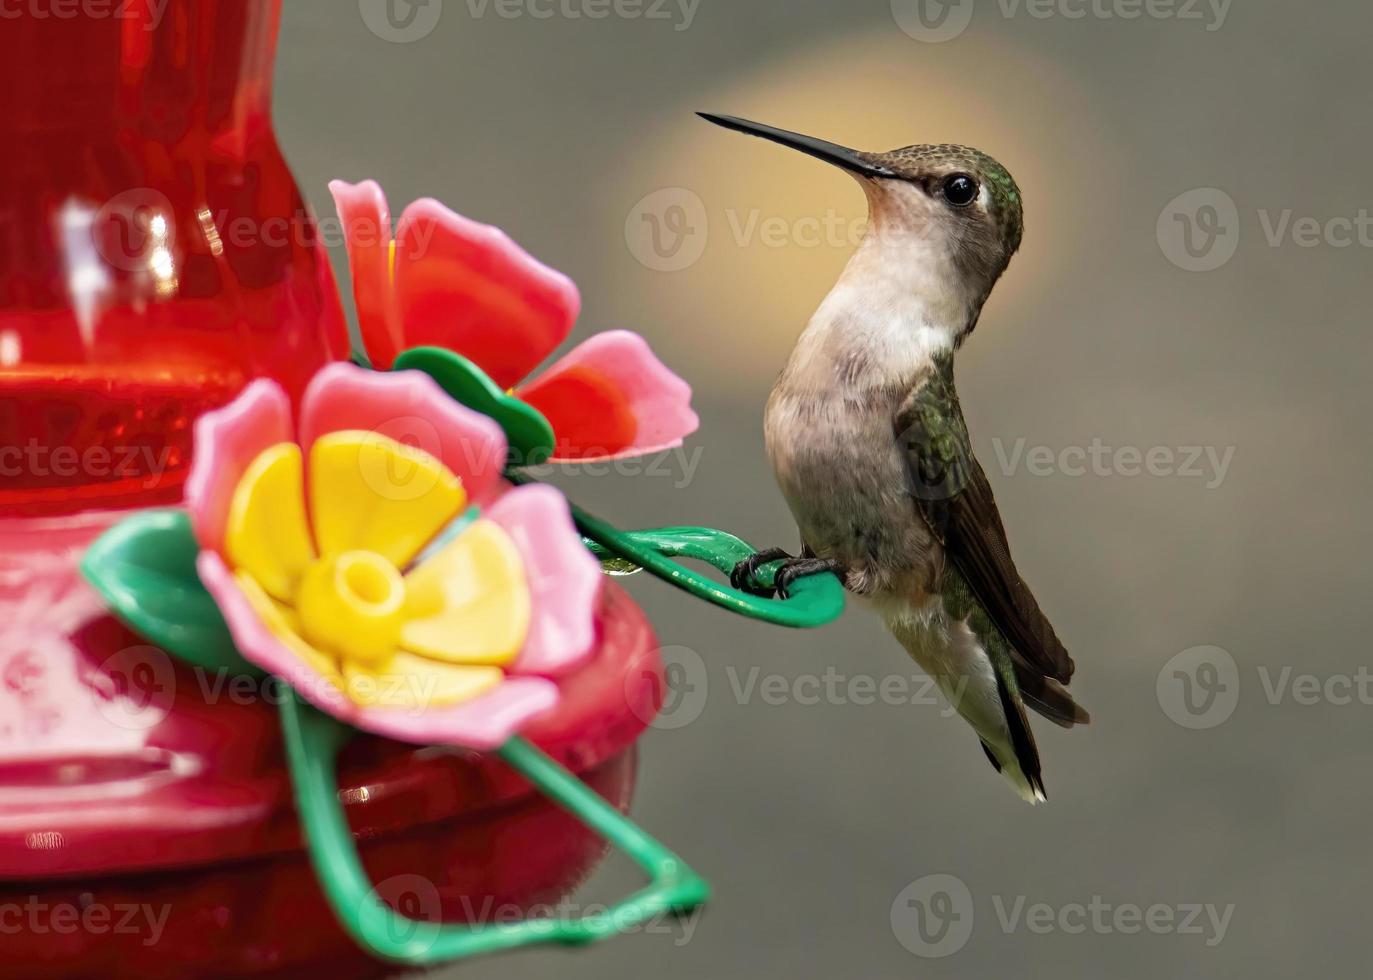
[[394, 346, 556, 467], [81, 508, 262, 677]]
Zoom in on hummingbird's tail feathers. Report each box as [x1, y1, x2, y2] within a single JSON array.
[[991, 655, 1048, 804], [1015, 667, 1091, 729], [977, 738, 1044, 805], [887, 606, 1046, 804]]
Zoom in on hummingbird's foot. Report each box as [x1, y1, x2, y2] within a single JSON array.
[[729, 547, 792, 597], [773, 557, 843, 600]]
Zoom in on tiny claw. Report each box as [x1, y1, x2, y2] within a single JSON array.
[[729, 547, 791, 597], [773, 558, 842, 600]]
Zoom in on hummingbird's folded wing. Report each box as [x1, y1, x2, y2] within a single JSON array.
[[895, 362, 1076, 686]]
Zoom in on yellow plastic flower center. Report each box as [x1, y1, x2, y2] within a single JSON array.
[[296, 550, 407, 667], [222, 435, 538, 712]]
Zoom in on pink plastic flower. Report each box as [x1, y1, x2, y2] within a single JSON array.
[[329, 179, 699, 461], [185, 362, 602, 749]]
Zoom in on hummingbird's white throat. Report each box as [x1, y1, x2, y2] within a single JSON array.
[[860, 177, 987, 334], [792, 178, 979, 384]]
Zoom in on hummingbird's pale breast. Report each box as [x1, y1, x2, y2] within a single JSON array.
[[763, 205, 969, 606]]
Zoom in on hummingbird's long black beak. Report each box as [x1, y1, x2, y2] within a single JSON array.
[[697, 112, 897, 179]]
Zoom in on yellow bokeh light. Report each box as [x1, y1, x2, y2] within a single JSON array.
[[605, 29, 1119, 396]]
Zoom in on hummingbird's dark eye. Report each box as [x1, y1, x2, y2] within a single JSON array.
[[941, 174, 978, 207]]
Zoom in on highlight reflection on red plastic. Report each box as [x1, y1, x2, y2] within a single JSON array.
[[0, 0, 349, 517]]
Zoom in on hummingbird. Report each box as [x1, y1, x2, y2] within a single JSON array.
[[700, 113, 1089, 803]]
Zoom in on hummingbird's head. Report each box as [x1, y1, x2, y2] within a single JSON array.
[[699, 113, 1024, 336], [861, 142, 1024, 274]]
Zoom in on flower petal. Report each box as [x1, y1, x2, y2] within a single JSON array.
[[486, 483, 601, 676], [224, 443, 317, 602], [299, 362, 507, 507], [400, 519, 530, 666], [328, 179, 403, 369], [351, 676, 559, 750], [394, 198, 580, 389], [519, 331, 699, 461], [343, 655, 504, 709], [523, 363, 636, 459], [308, 431, 466, 568], [185, 380, 294, 557]]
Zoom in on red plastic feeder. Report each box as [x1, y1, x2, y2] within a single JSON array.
[[0, 4, 664, 976]]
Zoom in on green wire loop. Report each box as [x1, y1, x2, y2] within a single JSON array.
[[279, 688, 710, 965], [507, 473, 845, 628]]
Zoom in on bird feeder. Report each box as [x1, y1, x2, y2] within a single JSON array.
[[0, 3, 844, 976]]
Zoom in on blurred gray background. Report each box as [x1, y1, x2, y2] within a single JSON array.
[[277, 1, 1370, 977]]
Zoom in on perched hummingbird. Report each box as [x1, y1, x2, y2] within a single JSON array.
[[700, 113, 1089, 803]]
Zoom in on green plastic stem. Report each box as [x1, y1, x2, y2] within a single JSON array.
[[279, 688, 709, 965], [507, 473, 845, 628]]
